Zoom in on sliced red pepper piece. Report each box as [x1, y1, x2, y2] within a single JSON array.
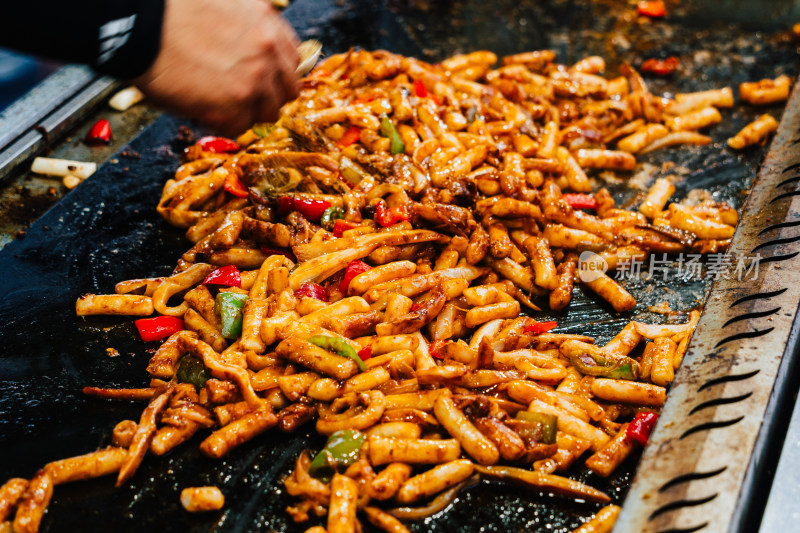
[[85, 119, 112, 145], [637, 0, 666, 17], [374, 201, 410, 227], [277, 196, 295, 215], [357, 345, 373, 361], [296, 282, 329, 302], [135, 316, 184, 342], [276, 195, 333, 222], [340, 260, 371, 293], [333, 219, 360, 237], [413, 79, 429, 98], [202, 265, 242, 288], [641, 57, 679, 76], [626, 411, 659, 446], [429, 340, 447, 360], [413, 80, 441, 105], [562, 193, 599, 210], [293, 197, 332, 222], [385, 206, 410, 226], [260, 245, 297, 262], [196, 136, 240, 153], [523, 321, 558, 335], [223, 173, 249, 198], [337, 127, 361, 147]]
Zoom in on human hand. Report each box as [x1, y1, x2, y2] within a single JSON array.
[[135, 0, 300, 135]]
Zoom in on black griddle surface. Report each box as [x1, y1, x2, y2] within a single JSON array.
[[0, 0, 797, 531]]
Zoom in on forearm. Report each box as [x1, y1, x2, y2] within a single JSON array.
[[3, 0, 301, 134], [1, 0, 165, 79]]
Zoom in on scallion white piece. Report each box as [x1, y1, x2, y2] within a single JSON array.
[[31, 157, 96, 179], [108, 86, 145, 111]]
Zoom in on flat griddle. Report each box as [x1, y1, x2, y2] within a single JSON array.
[[0, 0, 798, 531]]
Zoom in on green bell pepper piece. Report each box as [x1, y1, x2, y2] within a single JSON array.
[[307, 335, 367, 371], [379, 116, 405, 155], [516, 411, 558, 445], [320, 206, 345, 231], [215, 291, 249, 339], [176, 355, 210, 390], [309, 429, 366, 482], [569, 351, 638, 380], [252, 123, 276, 138]]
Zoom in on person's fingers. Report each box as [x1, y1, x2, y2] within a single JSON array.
[[256, 68, 286, 122], [251, 23, 299, 121], [266, 3, 301, 50], [275, 50, 300, 103], [270, 15, 301, 94], [205, 101, 252, 137], [136, 0, 303, 134]]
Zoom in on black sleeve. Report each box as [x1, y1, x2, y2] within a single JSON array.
[[1, 0, 165, 80]]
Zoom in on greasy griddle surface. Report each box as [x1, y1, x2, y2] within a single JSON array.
[[0, 0, 796, 531]]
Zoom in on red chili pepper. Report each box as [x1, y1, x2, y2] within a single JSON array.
[[414, 80, 429, 98], [277, 196, 295, 215], [637, 0, 666, 17], [626, 412, 659, 446], [641, 57, 679, 76], [413, 80, 441, 105], [223, 173, 249, 198], [374, 201, 410, 227], [296, 282, 329, 302], [357, 345, 373, 361], [196, 136, 240, 153], [562, 193, 599, 210], [337, 127, 361, 147], [293, 197, 332, 222], [523, 321, 558, 335], [340, 260, 372, 293], [202, 265, 242, 288], [85, 119, 112, 145], [259, 245, 297, 262], [429, 340, 447, 360], [135, 316, 184, 342], [333, 219, 360, 237]]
